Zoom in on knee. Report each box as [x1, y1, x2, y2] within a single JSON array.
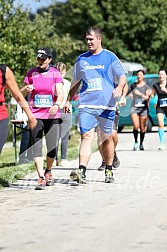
[[81, 131, 92, 141], [102, 135, 112, 145], [47, 149, 56, 158]]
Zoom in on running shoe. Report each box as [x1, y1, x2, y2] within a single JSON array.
[[158, 143, 165, 150], [44, 170, 54, 186], [105, 169, 114, 183], [70, 169, 86, 184], [98, 160, 105, 171], [60, 159, 73, 167], [35, 178, 46, 190], [133, 142, 138, 151], [139, 144, 144, 150], [112, 152, 120, 168]]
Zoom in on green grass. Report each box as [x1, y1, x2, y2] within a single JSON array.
[[0, 128, 80, 188]]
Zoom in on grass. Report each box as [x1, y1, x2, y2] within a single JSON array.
[[0, 128, 80, 188]]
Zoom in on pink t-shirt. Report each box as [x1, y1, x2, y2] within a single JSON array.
[[24, 66, 63, 119]]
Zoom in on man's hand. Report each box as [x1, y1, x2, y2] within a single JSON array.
[[113, 86, 123, 98], [119, 96, 126, 106], [64, 100, 71, 113]]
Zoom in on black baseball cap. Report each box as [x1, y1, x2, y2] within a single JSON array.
[[36, 48, 52, 59]]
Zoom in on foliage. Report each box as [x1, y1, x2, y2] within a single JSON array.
[[0, 0, 80, 102], [52, 0, 167, 72], [1, 0, 167, 104]]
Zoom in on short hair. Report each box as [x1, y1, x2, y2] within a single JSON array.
[[158, 68, 167, 74], [55, 62, 66, 73], [137, 69, 145, 74], [85, 26, 102, 38]]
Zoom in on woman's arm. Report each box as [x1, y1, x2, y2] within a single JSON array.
[[49, 82, 64, 115], [5, 66, 37, 129]]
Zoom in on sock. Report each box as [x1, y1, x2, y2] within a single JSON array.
[[158, 128, 165, 143], [140, 132, 145, 144], [105, 164, 112, 170], [133, 129, 138, 143], [79, 165, 86, 173]]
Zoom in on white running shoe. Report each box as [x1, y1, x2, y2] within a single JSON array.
[[133, 142, 138, 151], [158, 143, 165, 150], [60, 159, 73, 167]]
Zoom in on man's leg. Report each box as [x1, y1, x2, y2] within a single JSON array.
[[97, 128, 106, 171], [70, 128, 94, 184], [98, 129, 115, 183], [97, 108, 120, 170], [112, 129, 120, 168], [79, 128, 95, 167]]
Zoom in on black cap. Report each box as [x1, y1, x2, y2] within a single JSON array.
[[36, 48, 52, 59]]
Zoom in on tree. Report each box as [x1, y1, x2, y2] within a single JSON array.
[[52, 0, 167, 72], [0, 0, 80, 102]]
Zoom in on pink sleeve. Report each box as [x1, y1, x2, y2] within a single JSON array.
[[24, 70, 32, 84]]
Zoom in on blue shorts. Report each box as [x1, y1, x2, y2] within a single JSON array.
[[79, 108, 116, 134]]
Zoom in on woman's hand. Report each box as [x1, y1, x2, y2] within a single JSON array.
[[134, 90, 142, 96], [49, 105, 59, 115], [27, 116, 37, 129]]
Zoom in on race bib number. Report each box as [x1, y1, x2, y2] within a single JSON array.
[[135, 99, 144, 107], [160, 98, 167, 107], [86, 78, 102, 92], [34, 94, 53, 108]]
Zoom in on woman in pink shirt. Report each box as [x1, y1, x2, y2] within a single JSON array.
[[21, 48, 64, 190]]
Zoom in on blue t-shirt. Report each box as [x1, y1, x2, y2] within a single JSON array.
[[73, 49, 126, 110]]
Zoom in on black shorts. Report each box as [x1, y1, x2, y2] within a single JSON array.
[[131, 107, 148, 116], [156, 107, 167, 117]]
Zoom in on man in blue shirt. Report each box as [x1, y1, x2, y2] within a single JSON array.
[[65, 26, 126, 183]]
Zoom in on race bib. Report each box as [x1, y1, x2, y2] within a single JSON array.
[[86, 78, 102, 92], [160, 98, 167, 107], [135, 99, 144, 107], [34, 94, 53, 108]]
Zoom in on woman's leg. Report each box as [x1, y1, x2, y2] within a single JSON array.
[[60, 112, 72, 160], [44, 119, 60, 170], [0, 118, 8, 154], [31, 119, 44, 178], [157, 113, 165, 144], [139, 115, 147, 144], [131, 112, 139, 143]]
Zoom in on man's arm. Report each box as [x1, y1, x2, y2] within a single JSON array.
[[5, 66, 37, 129], [64, 80, 80, 113], [113, 75, 127, 98], [68, 80, 81, 102], [119, 82, 128, 106]]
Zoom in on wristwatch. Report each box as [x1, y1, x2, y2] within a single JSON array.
[[55, 103, 60, 108]]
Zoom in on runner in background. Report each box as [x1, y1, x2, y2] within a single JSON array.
[[129, 69, 151, 151], [54, 62, 72, 167], [98, 83, 128, 171], [151, 69, 167, 150], [21, 48, 64, 190]]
